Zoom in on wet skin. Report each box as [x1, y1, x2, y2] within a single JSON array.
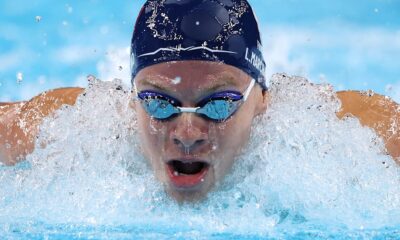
[[132, 61, 268, 201], [0, 61, 399, 202]]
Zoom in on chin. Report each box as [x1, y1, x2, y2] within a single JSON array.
[[166, 181, 214, 203], [164, 168, 216, 203]]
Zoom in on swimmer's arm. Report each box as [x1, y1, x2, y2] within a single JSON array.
[[336, 91, 400, 161], [0, 88, 84, 165]]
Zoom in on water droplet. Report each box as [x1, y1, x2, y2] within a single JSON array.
[[38, 76, 46, 85], [66, 4, 73, 13], [200, 178, 204, 182], [385, 84, 393, 92], [234, 191, 242, 200], [172, 76, 181, 85], [374, 8, 379, 13], [87, 75, 96, 83], [16, 72, 23, 84], [195, 21, 200, 26], [173, 171, 179, 176], [118, 66, 123, 71], [35, 16, 42, 22], [62, 20, 68, 26]]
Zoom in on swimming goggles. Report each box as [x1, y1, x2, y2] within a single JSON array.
[[135, 79, 256, 122]]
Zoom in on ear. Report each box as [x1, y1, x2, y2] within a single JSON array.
[[254, 88, 269, 116]]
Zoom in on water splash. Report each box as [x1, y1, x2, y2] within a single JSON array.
[[16, 72, 23, 84], [1, 74, 400, 238]]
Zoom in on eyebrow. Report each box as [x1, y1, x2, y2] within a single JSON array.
[[140, 78, 170, 92], [138, 74, 240, 94], [204, 76, 238, 93]]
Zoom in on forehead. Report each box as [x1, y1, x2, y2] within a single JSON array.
[[134, 61, 250, 91]]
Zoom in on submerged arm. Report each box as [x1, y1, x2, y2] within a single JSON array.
[[336, 91, 400, 162], [0, 88, 84, 165]]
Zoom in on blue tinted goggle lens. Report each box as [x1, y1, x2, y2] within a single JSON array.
[[138, 91, 242, 122], [142, 97, 180, 119], [197, 99, 239, 121]]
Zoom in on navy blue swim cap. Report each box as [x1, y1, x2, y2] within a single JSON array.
[[131, 0, 267, 90]]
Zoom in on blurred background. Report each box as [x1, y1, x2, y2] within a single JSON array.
[[0, 0, 399, 102]]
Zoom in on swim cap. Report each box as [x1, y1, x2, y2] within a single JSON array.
[[131, 0, 267, 90]]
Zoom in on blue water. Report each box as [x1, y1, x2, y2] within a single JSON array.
[[1, 221, 400, 239], [1, 75, 400, 239], [2, 224, 400, 240]]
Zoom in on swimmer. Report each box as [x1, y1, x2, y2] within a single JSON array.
[[1, 0, 399, 201]]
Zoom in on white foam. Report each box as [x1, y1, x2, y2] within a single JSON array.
[[1, 74, 399, 236]]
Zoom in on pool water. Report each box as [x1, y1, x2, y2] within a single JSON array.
[[1, 74, 400, 239], [2, 223, 400, 239]]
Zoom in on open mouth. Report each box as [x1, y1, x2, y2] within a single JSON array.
[[166, 160, 210, 188]]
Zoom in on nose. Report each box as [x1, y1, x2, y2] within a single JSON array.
[[171, 113, 209, 153]]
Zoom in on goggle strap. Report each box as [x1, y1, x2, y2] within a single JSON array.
[[243, 79, 256, 101], [133, 83, 138, 95]]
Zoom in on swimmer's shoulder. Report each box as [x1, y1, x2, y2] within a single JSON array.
[[336, 90, 400, 160], [336, 90, 399, 127], [0, 87, 85, 165], [0, 87, 85, 114], [0, 87, 84, 116], [22, 87, 85, 116]]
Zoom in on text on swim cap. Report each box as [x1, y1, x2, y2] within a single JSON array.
[[245, 48, 265, 75]]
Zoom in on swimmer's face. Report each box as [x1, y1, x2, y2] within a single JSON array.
[[133, 61, 268, 202]]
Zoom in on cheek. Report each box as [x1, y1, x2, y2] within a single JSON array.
[[136, 108, 169, 158], [217, 109, 254, 153], [211, 112, 253, 176]]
